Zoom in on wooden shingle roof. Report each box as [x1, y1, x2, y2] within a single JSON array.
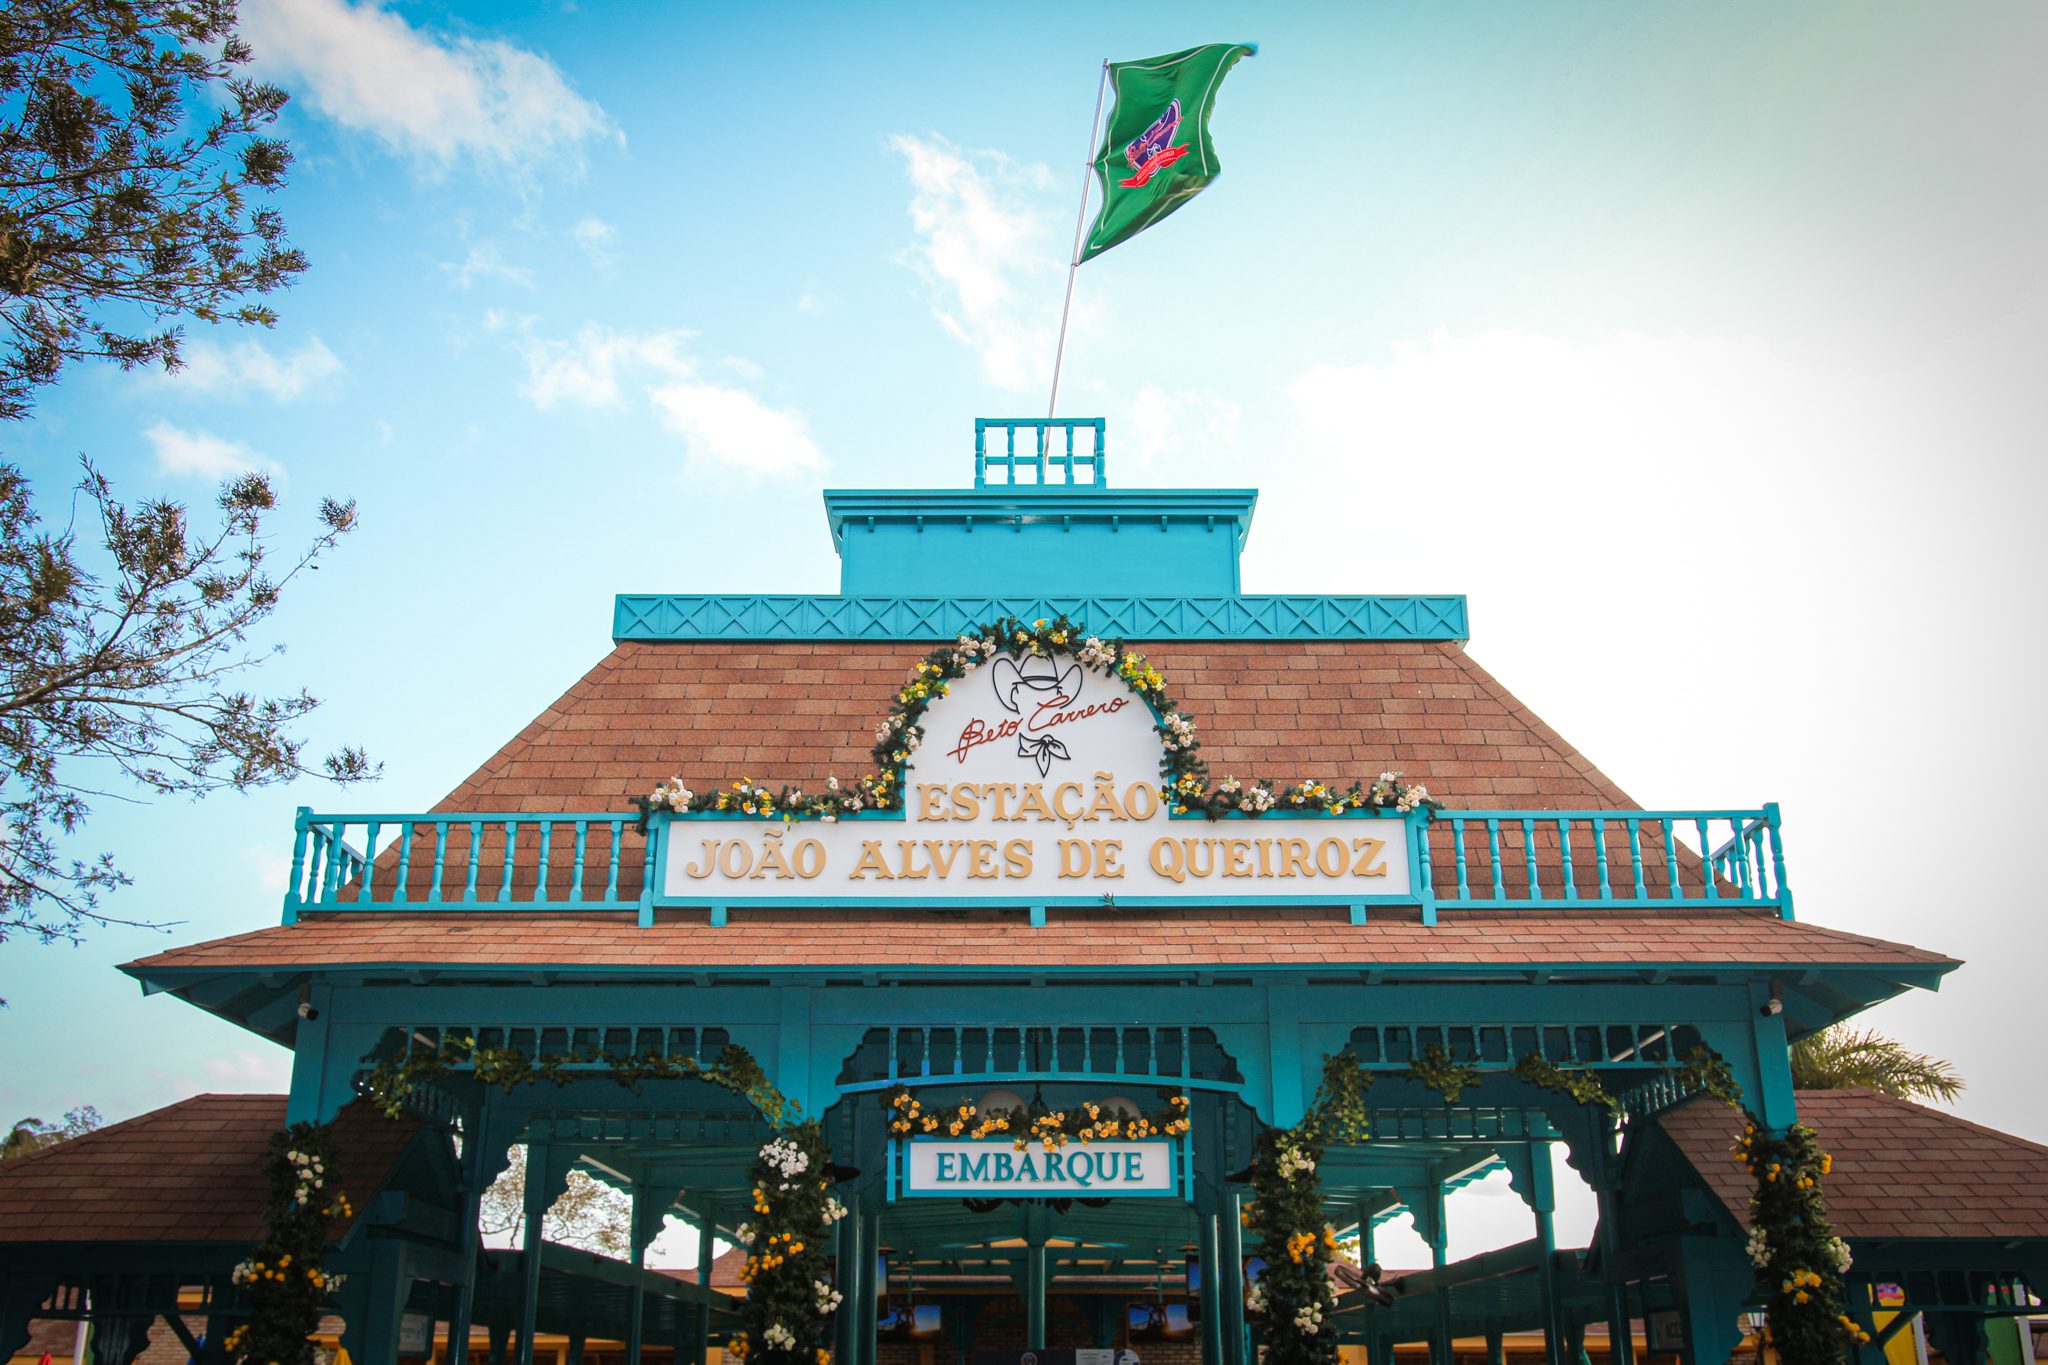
[[1657, 1089, 2048, 1241], [0, 1095, 419, 1244]]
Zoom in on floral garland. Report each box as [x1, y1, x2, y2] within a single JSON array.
[[1244, 1127, 1340, 1365], [883, 1087, 1191, 1149], [225, 1122, 354, 1365], [362, 1039, 796, 1125], [637, 616, 1436, 824], [729, 1122, 846, 1365], [1730, 1114, 1865, 1362]]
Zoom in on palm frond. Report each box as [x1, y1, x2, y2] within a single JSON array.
[[1789, 1026, 1964, 1104]]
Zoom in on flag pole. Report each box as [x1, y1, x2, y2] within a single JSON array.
[[1047, 60, 1110, 420]]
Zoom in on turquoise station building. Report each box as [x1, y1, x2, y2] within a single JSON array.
[[9, 419, 2032, 1365]]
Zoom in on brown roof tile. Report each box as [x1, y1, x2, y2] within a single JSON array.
[[127, 908, 1951, 975], [0, 1095, 421, 1244], [1656, 1089, 2048, 1241]]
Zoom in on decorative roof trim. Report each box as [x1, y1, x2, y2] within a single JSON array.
[[611, 594, 1470, 642]]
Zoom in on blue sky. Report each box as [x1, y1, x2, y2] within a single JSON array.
[[5, 0, 2045, 1264]]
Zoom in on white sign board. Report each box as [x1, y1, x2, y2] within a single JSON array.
[[902, 1139, 1176, 1197], [656, 650, 1413, 906]]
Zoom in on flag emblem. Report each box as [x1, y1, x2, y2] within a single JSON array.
[[1118, 99, 1191, 188]]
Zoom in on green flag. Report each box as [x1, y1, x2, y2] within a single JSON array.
[[1079, 42, 1256, 264]]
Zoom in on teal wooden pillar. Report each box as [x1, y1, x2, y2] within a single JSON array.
[[488, 1324, 510, 1365], [836, 1196, 862, 1365], [1590, 1151, 1637, 1365], [1025, 1240, 1048, 1349], [1356, 1202, 1379, 1365], [1485, 1331, 1506, 1365], [340, 1235, 407, 1365], [1529, 1147, 1564, 1365], [445, 1100, 493, 1365], [567, 1334, 587, 1365], [1218, 1189, 1247, 1365], [694, 1220, 715, 1365], [515, 1142, 549, 1365], [857, 1209, 882, 1365], [625, 1184, 649, 1365], [1424, 1184, 1452, 1365], [1198, 1211, 1222, 1365]]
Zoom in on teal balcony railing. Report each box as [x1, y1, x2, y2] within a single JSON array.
[[282, 804, 1791, 923], [974, 418, 1106, 487]]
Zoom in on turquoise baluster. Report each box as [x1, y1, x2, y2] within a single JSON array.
[[1486, 819, 1504, 900], [430, 822, 449, 903], [1627, 819, 1645, 899], [463, 821, 483, 901], [1592, 816, 1611, 900], [1521, 818, 1539, 899], [394, 821, 413, 905], [1660, 819, 1679, 900], [1452, 816, 1470, 901], [498, 820, 516, 903], [1557, 818, 1578, 900], [570, 821, 588, 903], [604, 820, 624, 903], [535, 819, 552, 904]]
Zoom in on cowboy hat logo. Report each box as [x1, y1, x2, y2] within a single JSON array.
[[990, 655, 1084, 777]]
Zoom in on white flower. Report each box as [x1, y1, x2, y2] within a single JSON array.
[[1827, 1236, 1853, 1272], [826, 775, 839, 791], [733, 1223, 756, 1246], [1745, 1226, 1770, 1268], [764, 1323, 796, 1350], [824, 1197, 848, 1224]]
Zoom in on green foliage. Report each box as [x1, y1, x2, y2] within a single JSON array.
[[1303, 1053, 1373, 1144], [363, 1039, 796, 1126], [1731, 1120, 1866, 1365], [0, 0, 307, 416], [0, 1104, 99, 1160], [1676, 1044, 1745, 1110], [1790, 1026, 1963, 1104], [734, 1122, 844, 1365], [0, 462, 370, 954], [1243, 1127, 1338, 1365], [1511, 1054, 1620, 1114], [226, 1121, 351, 1365], [1403, 1043, 1480, 1104]]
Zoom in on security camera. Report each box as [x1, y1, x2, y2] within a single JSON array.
[[297, 1000, 321, 1021], [1759, 997, 1783, 1018]]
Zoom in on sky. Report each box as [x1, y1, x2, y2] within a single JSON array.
[[4, 0, 2046, 1269]]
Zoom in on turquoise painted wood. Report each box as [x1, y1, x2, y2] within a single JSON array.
[[975, 418, 1106, 487], [611, 592, 1470, 641], [281, 804, 1796, 921]]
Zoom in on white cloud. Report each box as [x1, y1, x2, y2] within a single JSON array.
[[504, 322, 822, 477], [242, 0, 619, 175], [1126, 386, 1241, 473], [890, 134, 1061, 392], [203, 1048, 293, 1090], [647, 381, 823, 478], [143, 420, 282, 483], [444, 242, 536, 290], [165, 336, 344, 401], [570, 216, 619, 268]]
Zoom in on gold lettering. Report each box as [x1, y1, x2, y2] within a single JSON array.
[[1123, 782, 1161, 821], [1093, 839, 1126, 879], [951, 784, 982, 821], [895, 840, 931, 880], [967, 840, 1001, 880], [752, 838, 795, 880], [1256, 838, 1274, 878], [1086, 773, 1129, 822], [923, 840, 963, 878], [1003, 839, 1033, 878], [917, 784, 949, 821], [1051, 782, 1086, 828], [682, 839, 719, 880], [718, 840, 754, 878], [1281, 839, 1314, 878], [1351, 838, 1389, 878], [1015, 783, 1056, 823], [1149, 837, 1187, 884], [1058, 839, 1092, 878], [849, 842, 894, 881], [986, 783, 1019, 820], [1223, 838, 1255, 878], [792, 839, 826, 879], [1317, 838, 1348, 877]]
